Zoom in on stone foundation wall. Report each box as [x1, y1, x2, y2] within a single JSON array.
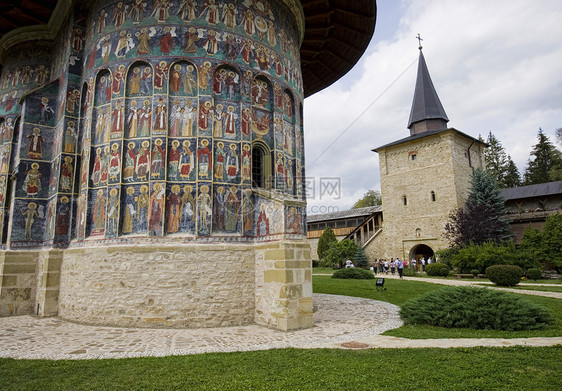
[[58, 244, 256, 328], [0, 250, 39, 316]]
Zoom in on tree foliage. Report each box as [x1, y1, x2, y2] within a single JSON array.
[[444, 169, 512, 246], [523, 129, 562, 185], [520, 214, 562, 271], [352, 246, 368, 268], [352, 190, 382, 209], [321, 239, 358, 269], [449, 241, 537, 273], [504, 155, 521, 188], [483, 132, 520, 188], [317, 227, 337, 260]]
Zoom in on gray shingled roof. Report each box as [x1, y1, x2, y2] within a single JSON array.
[[307, 205, 382, 223], [372, 127, 485, 152], [408, 50, 449, 129], [500, 181, 562, 201]]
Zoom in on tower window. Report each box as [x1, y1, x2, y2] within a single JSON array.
[[431, 191, 436, 202], [411, 154, 417, 160], [252, 143, 271, 189], [403, 195, 408, 205]]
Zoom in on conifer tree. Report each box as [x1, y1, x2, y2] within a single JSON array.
[[317, 227, 337, 260], [352, 246, 369, 268], [503, 155, 521, 188], [445, 169, 512, 246], [523, 129, 562, 185], [484, 131, 509, 187]]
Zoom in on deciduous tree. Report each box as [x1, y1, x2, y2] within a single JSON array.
[[352, 190, 382, 209]]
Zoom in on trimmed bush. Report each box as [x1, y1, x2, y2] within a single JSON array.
[[486, 265, 523, 286], [332, 267, 374, 280], [400, 286, 553, 331], [425, 263, 450, 277], [526, 268, 542, 281], [470, 269, 479, 277]]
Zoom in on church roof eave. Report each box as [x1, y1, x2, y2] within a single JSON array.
[[371, 128, 486, 153]]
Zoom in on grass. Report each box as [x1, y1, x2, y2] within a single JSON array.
[[311, 266, 336, 274], [480, 284, 562, 293], [1, 347, 561, 390], [313, 275, 562, 339]]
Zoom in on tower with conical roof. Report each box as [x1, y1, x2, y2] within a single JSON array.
[[369, 41, 486, 261]]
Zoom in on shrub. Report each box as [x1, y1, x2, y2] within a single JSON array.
[[352, 246, 369, 268], [322, 239, 358, 269], [450, 241, 538, 273], [486, 265, 523, 286], [425, 263, 450, 277], [402, 266, 416, 276], [526, 268, 542, 281], [470, 269, 479, 277], [435, 247, 460, 268], [332, 267, 374, 280], [400, 286, 553, 331], [317, 228, 337, 260]]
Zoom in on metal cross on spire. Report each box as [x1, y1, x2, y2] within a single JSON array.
[[416, 33, 423, 50]]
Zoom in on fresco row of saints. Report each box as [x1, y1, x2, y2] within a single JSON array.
[[86, 137, 297, 190], [89, 60, 297, 117], [88, 0, 299, 61], [78, 180, 304, 239]]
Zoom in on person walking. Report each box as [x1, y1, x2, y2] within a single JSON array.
[[397, 257, 404, 278], [390, 258, 396, 275]]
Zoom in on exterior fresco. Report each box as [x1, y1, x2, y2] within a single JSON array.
[[0, 0, 307, 249]]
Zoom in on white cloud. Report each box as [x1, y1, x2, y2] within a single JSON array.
[[303, 0, 562, 213]]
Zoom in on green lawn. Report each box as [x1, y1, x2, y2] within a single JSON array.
[[311, 266, 336, 274], [482, 284, 562, 293], [313, 275, 562, 339], [1, 347, 561, 390]]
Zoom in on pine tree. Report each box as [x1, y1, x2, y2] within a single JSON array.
[[352, 246, 369, 268], [484, 131, 509, 187], [317, 227, 337, 260], [503, 155, 521, 188], [445, 169, 512, 246], [523, 129, 562, 185]]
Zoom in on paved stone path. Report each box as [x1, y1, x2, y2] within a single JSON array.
[[0, 291, 560, 360]]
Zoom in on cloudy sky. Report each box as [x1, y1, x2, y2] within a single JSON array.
[[303, 0, 562, 215]]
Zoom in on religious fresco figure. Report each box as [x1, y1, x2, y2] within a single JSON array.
[[213, 186, 226, 231], [111, 100, 125, 135], [183, 27, 199, 54], [241, 107, 251, 136], [140, 67, 153, 95], [136, 28, 151, 55], [160, 27, 175, 55], [123, 142, 136, 182], [112, 2, 126, 28], [275, 152, 285, 189], [151, 0, 171, 23], [223, 105, 237, 138], [197, 185, 212, 234], [180, 185, 195, 232], [107, 188, 120, 236], [138, 99, 152, 136], [112, 65, 126, 94], [257, 203, 269, 236], [251, 79, 268, 107], [92, 189, 106, 234], [214, 141, 225, 180], [225, 186, 239, 232], [213, 69, 226, 96], [23, 162, 42, 196], [115, 30, 134, 59], [108, 143, 121, 182], [198, 101, 213, 132], [152, 98, 167, 133], [150, 138, 165, 178], [76, 192, 87, 238], [177, 0, 196, 21], [200, 0, 219, 25], [55, 196, 70, 236], [39, 97, 54, 123], [149, 183, 165, 236], [168, 140, 180, 180], [226, 143, 239, 182], [198, 139, 211, 179], [202, 30, 220, 56], [224, 33, 238, 60], [154, 61, 169, 91], [22, 202, 39, 240], [127, 100, 140, 137], [170, 64, 182, 93], [129, 0, 147, 24], [60, 156, 74, 192], [212, 104, 224, 137], [183, 65, 197, 94], [222, 3, 238, 29], [64, 121, 77, 153], [166, 185, 182, 233], [225, 71, 238, 100], [286, 206, 302, 234], [240, 9, 255, 36], [122, 186, 136, 234], [135, 140, 150, 181], [66, 89, 80, 114], [198, 61, 212, 91], [241, 144, 251, 182], [137, 185, 149, 231], [179, 140, 194, 180], [27, 127, 44, 159], [128, 67, 142, 95], [242, 189, 253, 234]]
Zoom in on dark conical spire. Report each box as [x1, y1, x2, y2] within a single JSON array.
[[407, 49, 449, 135]]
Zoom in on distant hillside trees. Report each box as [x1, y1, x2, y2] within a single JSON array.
[[352, 190, 382, 209]]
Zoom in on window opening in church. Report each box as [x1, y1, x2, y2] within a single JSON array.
[[403, 195, 408, 205], [252, 145, 264, 188], [431, 191, 436, 201], [411, 153, 417, 160]]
